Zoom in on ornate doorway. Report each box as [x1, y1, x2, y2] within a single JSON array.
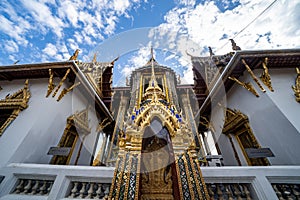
[[140, 118, 178, 200]]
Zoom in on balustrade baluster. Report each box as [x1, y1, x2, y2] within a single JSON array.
[[207, 184, 214, 199], [292, 185, 300, 199], [47, 181, 53, 195], [243, 184, 251, 200], [23, 180, 32, 194], [79, 182, 87, 198], [273, 185, 285, 200], [69, 182, 79, 198], [87, 182, 94, 198], [233, 184, 242, 200], [217, 184, 224, 200], [225, 184, 234, 200], [14, 179, 24, 194], [95, 183, 103, 199], [39, 180, 47, 195], [103, 184, 110, 197], [30, 180, 39, 194]]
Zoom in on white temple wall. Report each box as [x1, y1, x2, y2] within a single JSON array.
[[0, 78, 100, 167], [222, 68, 300, 165]]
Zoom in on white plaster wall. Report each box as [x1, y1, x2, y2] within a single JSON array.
[[0, 78, 101, 167], [221, 68, 300, 165]]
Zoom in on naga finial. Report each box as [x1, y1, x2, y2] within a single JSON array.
[[229, 39, 241, 50], [69, 49, 80, 60]]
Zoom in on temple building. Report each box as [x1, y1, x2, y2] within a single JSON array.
[[0, 46, 300, 199]]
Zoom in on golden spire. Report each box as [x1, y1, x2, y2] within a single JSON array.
[[150, 46, 157, 87], [143, 47, 162, 102]]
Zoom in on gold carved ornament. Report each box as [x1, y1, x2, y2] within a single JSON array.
[[46, 69, 55, 97], [46, 68, 80, 102], [259, 57, 274, 92], [292, 67, 300, 102], [242, 59, 266, 92], [56, 82, 81, 102], [52, 69, 70, 97], [0, 80, 30, 136], [228, 76, 259, 97]]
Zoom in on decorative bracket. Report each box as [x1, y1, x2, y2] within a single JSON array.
[[292, 67, 300, 102], [52, 69, 71, 97], [260, 57, 274, 92], [229, 76, 259, 97], [46, 69, 56, 97], [57, 82, 81, 102], [242, 59, 266, 93]]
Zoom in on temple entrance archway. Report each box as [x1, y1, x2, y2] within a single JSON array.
[[140, 117, 179, 200]]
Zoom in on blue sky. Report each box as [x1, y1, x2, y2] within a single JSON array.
[[0, 0, 300, 85]]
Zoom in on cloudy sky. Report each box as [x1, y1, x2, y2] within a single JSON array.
[[0, 0, 299, 84]]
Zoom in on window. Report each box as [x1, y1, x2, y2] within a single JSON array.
[[51, 108, 90, 165], [223, 108, 269, 166], [0, 80, 30, 136], [51, 125, 78, 165]]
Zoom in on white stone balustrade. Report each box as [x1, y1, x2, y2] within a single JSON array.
[[0, 163, 299, 199], [12, 179, 54, 195]]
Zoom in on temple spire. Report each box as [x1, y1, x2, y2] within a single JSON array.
[[150, 46, 156, 86], [143, 46, 162, 102]]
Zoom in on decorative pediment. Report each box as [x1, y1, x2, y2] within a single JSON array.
[[0, 80, 30, 110], [222, 108, 248, 134], [133, 100, 181, 138], [67, 108, 91, 134]]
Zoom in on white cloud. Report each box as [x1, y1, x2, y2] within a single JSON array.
[[67, 38, 79, 51], [0, 15, 28, 46], [41, 42, 70, 62], [20, 0, 65, 38], [149, 0, 300, 83], [121, 44, 153, 77], [113, 0, 130, 15], [8, 55, 17, 63], [42, 43, 58, 57], [158, 0, 300, 56], [3, 40, 19, 53], [58, 1, 81, 27], [174, 0, 196, 7], [0, 0, 144, 64]]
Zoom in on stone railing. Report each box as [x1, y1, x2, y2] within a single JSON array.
[[12, 179, 54, 195], [206, 183, 252, 199], [272, 184, 300, 199], [0, 164, 114, 200], [0, 163, 300, 199], [67, 181, 110, 199]]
